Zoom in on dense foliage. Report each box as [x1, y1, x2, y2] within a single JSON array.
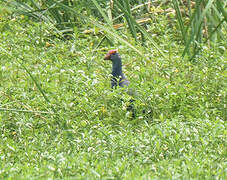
[[0, 0, 226, 179]]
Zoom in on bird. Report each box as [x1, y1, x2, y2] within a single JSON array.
[[104, 49, 130, 88], [104, 49, 136, 118]]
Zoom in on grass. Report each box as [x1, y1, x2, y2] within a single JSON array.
[[0, 5, 226, 180]]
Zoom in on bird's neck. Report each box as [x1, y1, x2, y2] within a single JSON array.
[[112, 59, 123, 77]]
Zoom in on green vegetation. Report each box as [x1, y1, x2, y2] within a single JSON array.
[[0, 0, 226, 179]]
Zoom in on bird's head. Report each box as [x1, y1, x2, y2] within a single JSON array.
[[104, 49, 120, 61]]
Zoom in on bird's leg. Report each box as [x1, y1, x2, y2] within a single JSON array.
[[127, 99, 136, 119], [111, 77, 118, 88]]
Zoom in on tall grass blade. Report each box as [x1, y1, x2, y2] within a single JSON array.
[[20, 63, 50, 104], [91, 0, 113, 26], [113, 2, 150, 22], [10, 1, 53, 22], [216, 0, 227, 22], [114, 0, 165, 58], [91, 0, 165, 57], [172, 0, 187, 44], [181, 1, 202, 57], [52, 0, 144, 57], [189, 18, 226, 61], [120, 0, 137, 40], [182, 0, 215, 58]]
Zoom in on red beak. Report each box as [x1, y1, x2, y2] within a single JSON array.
[[104, 53, 111, 60], [104, 49, 117, 60]]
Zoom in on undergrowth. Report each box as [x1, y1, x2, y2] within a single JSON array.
[[0, 12, 226, 180]]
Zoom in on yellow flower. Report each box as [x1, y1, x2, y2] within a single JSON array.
[[45, 42, 54, 47], [101, 106, 106, 113]]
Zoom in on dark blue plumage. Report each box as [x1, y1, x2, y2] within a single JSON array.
[[104, 50, 129, 88], [104, 50, 153, 120], [104, 50, 135, 118]]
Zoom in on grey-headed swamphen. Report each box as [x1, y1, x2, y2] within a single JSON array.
[[104, 49, 136, 118]]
